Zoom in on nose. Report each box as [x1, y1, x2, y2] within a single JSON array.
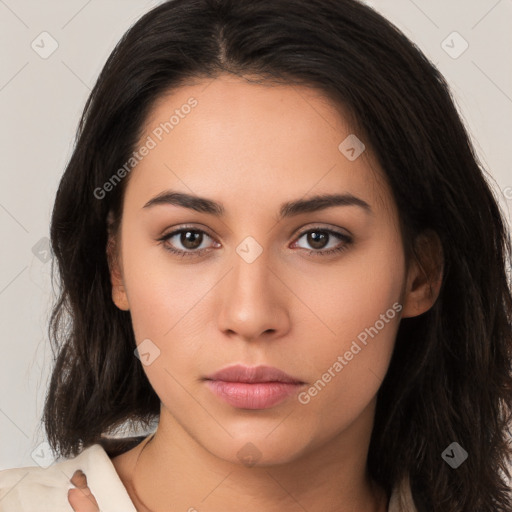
[[216, 247, 291, 343]]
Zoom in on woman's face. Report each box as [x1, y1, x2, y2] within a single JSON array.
[[110, 74, 415, 465]]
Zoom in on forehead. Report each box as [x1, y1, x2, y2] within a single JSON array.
[[124, 74, 395, 222]]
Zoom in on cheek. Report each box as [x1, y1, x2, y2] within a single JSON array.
[[302, 227, 404, 341], [118, 226, 210, 361], [120, 240, 211, 407], [293, 231, 404, 408]]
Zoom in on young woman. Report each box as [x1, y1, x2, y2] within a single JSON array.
[[1, 0, 511, 511]]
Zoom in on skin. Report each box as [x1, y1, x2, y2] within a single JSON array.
[[69, 74, 443, 512], [68, 470, 99, 511]]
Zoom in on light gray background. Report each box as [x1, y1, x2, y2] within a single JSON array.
[[0, 0, 511, 470]]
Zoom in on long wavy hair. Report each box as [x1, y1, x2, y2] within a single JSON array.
[[43, 0, 512, 510]]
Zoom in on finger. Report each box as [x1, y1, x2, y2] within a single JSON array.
[[68, 470, 100, 512]]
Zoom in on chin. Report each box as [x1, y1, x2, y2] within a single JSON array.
[[201, 429, 312, 468]]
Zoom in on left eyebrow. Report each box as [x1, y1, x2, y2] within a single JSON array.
[[279, 193, 372, 218], [142, 190, 372, 218]]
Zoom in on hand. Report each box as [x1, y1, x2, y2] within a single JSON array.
[[68, 469, 100, 512]]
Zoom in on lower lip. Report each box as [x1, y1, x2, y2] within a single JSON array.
[[206, 380, 302, 409]]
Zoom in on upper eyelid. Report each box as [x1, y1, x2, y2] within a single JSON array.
[[160, 225, 216, 242], [292, 225, 351, 239]]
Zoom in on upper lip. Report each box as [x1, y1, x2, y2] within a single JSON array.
[[205, 364, 303, 384]]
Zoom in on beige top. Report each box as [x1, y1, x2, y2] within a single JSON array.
[[0, 443, 418, 511]]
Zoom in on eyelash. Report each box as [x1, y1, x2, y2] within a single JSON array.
[[157, 225, 353, 259]]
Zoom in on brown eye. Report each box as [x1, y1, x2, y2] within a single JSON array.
[[158, 227, 219, 258], [179, 230, 204, 250], [305, 231, 329, 249], [293, 227, 353, 257]]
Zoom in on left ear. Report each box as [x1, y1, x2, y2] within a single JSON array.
[[401, 229, 444, 318]]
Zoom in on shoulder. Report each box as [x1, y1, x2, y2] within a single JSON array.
[[0, 443, 137, 512]]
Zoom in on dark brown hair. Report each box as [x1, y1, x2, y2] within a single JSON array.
[[43, 1, 512, 510]]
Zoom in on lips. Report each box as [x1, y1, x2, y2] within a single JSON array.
[[205, 364, 303, 384], [204, 364, 304, 410]]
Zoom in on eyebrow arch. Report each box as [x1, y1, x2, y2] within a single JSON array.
[[142, 190, 372, 218]]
